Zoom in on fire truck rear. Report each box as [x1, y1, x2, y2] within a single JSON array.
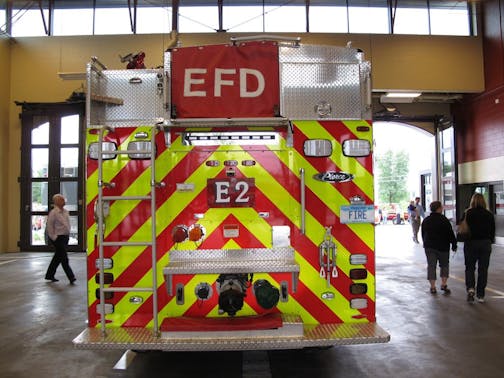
[[74, 36, 390, 351]]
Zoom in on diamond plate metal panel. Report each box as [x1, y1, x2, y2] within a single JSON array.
[[73, 318, 390, 351], [279, 45, 371, 120], [164, 247, 299, 275], [88, 68, 167, 127], [170, 247, 294, 262]]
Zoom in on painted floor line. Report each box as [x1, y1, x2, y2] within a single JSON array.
[[0, 259, 17, 266]]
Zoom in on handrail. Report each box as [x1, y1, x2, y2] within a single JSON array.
[[165, 117, 290, 128], [300, 168, 306, 235]]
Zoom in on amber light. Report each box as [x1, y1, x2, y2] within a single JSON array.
[[188, 224, 205, 242]]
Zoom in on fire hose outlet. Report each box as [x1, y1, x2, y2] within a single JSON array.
[[253, 279, 280, 309], [216, 273, 250, 316]]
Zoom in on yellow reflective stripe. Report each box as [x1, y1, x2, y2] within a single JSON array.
[[255, 272, 318, 324], [295, 252, 363, 323], [266, 135, 368, 278], [348, 222, 374, 251], [97, 146, 171, 240], [342, 120, 372, 136], [86, 126, 153, 207], [295, 120, 374, 200]]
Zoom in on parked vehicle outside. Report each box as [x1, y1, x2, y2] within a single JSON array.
[[383, 204, 409, 224]]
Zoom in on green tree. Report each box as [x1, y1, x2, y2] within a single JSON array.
[[376, 150, 409, 204]]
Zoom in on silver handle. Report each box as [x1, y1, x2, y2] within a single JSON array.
[[300, 168, 306, 235]]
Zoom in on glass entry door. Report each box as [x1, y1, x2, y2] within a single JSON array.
[[438, 125, 456, 224], [19, 102, 85, 252]]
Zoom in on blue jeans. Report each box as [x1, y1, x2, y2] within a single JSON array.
[[464, 239, 492, 298]]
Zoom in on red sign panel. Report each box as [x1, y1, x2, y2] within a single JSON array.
[[207, 178, 255, 208], [171, 43, 279, 118]]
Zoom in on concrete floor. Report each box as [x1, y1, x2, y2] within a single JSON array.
[[1, 224, 503, 378]]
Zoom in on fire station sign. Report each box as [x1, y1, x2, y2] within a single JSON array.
[[339, 205, 375, 224], [207, 178, 255, 207], [171, 42, 280, 118]]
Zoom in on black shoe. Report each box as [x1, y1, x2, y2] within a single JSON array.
[[45, 277, 59, 282], [430, 287, 437, 294], [441, 285, 451, 295], [70, 278, 76, 285], [467, 290, 475, 303]]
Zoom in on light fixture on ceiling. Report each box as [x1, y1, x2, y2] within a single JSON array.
[[380, 92, 422, 103], [384, 92, 421, 98], [58, 72, 86, 80]]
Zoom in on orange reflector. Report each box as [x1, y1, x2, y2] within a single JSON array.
[[188, 224, 205, 242]]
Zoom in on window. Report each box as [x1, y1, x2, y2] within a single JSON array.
[[0, 4, 6, 33], [94, 8, 130, 35], [179, 6, 218, 33], [393, 4, 430, 35], [264, 2, 305, 33], [5, 0, 474, 37], [223, 0, 306, 33], [223, 3, 264, 32], [309, 4, 348, 33], [11, 8, 48, 37], [430, 1, 470, 36], [54, 9, 94, 36], [348, 1, 389, 34], [136, 7, 172, 34]]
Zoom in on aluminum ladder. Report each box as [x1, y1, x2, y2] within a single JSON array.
[[95, 124, 161, 337]]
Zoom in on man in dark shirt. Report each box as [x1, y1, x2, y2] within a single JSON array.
[[421, 201, 457, 294]]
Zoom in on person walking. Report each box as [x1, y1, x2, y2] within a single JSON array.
[[45, 194, 76, 284], [421, 201, 457, 294], [462, 193, 495, 303], [409, 197, 425, 243], [408, 200, 419, 242]]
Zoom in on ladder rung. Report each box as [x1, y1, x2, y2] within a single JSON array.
[[102, 195, 151, 201], [102, 241, 153, 247], [102, 287, 154, 293]]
